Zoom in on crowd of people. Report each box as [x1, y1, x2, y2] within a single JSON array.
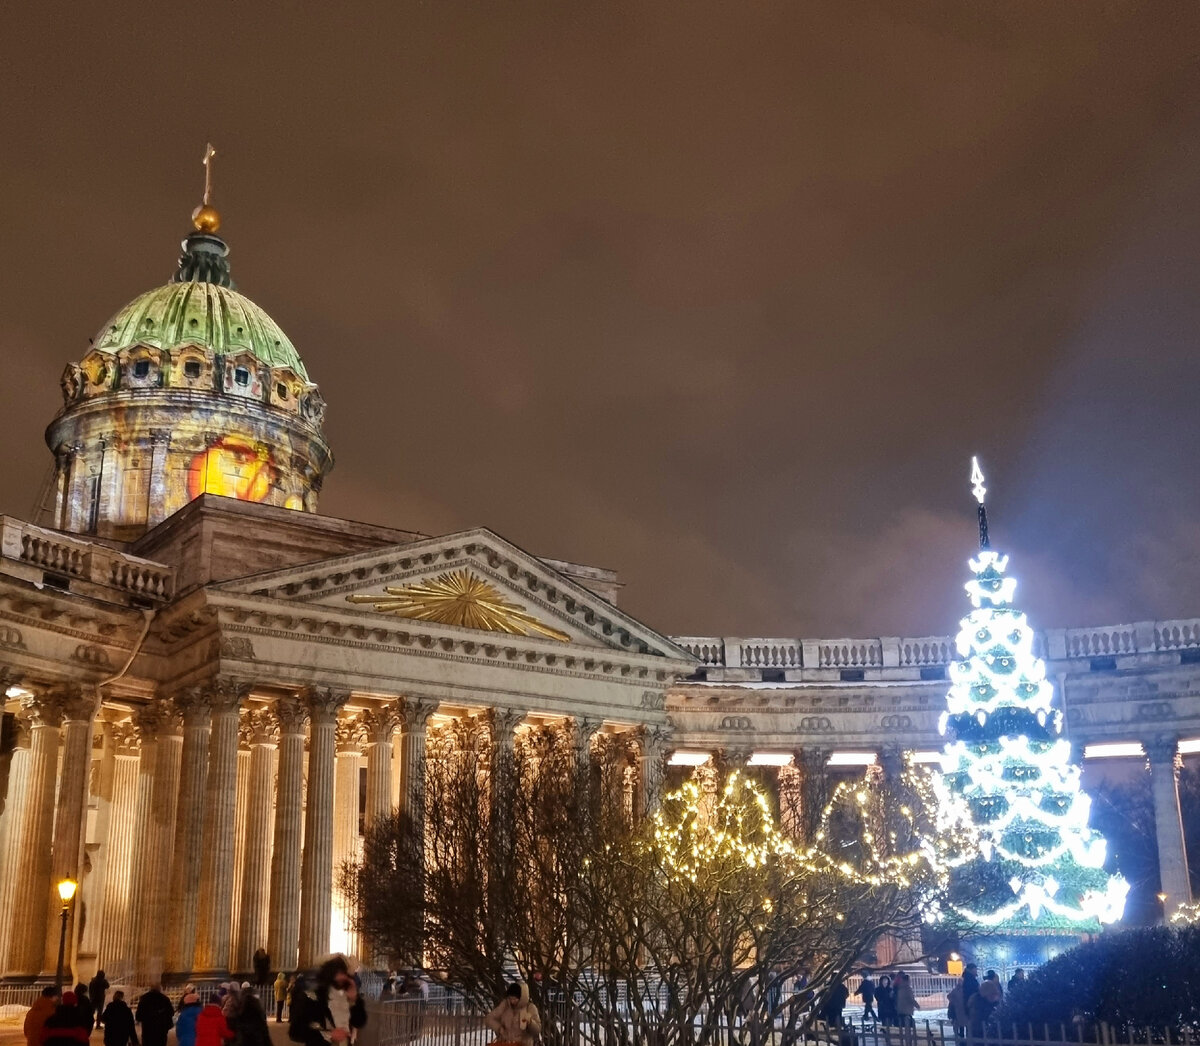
[[21, 956, 367, 1046], [946, 963, 1025, 1038]]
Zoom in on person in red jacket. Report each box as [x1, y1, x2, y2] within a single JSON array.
[[195, 995, 234, 1046]]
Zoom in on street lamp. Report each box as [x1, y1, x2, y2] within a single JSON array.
[[54, 878, 77, 991]]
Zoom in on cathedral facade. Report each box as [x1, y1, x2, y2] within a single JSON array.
[[1, 197, 1198, 986]]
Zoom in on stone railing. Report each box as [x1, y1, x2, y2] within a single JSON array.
[[674, 617, 1200, 672], [0, 517, 173, 602]]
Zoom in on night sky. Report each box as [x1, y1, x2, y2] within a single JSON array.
[[3, 3, 1199, 640]]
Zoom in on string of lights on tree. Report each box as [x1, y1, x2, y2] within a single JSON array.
[[933, 458, 1128, 929]]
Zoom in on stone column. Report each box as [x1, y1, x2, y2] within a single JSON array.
[[44, 685, 96, 979], [235, 709, 279, 973], [79, 721, 116, 962], [0, 715, 32, 969], [97, 725, 140, 975], [638, 726, 670, 818], [362, 705, 401, 832], [165, 689, 212, 976], [125, 706, 159, 981], [268, 697, 308, 972], [134, 705, 182, 984], [398, 698, 438, 819], [877, 744, 922, 961], [798, 746, 829, 844], [229, 732, 252, 972], [1147, 736, 1192, 915], [299, 688, 348, 967], [333, 715, 363, 954], [3, 692, 61, 977], [194, 680, 249, 976]]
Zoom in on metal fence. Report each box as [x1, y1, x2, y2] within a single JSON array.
[[367, 995, 1199, 1046]]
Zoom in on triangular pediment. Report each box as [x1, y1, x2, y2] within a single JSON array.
[[213, 527, 691, 658]]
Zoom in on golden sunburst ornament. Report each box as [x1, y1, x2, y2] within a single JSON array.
[[346, 569, 571, 642]]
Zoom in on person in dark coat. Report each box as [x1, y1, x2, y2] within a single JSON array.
[[823, 981, 849, 1027], [72, 986, 94, 1033], [290, 956, 367, 1046], [961, 964, 980, 1007], [41, 992, 91, 1046], [875, 975, 895, 1026], [136, 985, 175, 1046], [90, 972, 110, 1028], [856, 973, 877, 1021], [234, 991, 270, 1046], [102, 991, 138, 1046], [252, 950, 271, 990]]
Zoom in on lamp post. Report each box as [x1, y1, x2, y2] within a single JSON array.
[[54, 878, 78, 991]]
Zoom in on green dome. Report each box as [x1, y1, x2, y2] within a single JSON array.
[[94, 280, 309, 380]]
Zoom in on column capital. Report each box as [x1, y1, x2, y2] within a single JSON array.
[[639, 723, 672, 752], [111, 720, 140, 756], [9, 710, 32, 748], [1146, 735, 1181, 769], [210, 677, 254, 712], [241, 708, 280, 748], [359, 704, 402, 745], [572, 715, 604, 758], [401, 696, 439, 730], [52, 682, 95, 722], [174, 685, 213, 723], [273, 696, 309, 736], [719, 746, 752, 771], [19, 688, 65, 727], [879, 744, 905, 780], [490, 707, 525, 748], [304, 687, 351, 723], [336, 715, 365, 754], [798, 745, 830, 772]]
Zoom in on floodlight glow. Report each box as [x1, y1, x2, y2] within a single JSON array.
[[1083, 742, 1146, 759], [911, 751, 943, 764], [827, 752, 877, 766], [668, 751, 711, 766], [1178, 739, 1200, 755], [748, 752, 793, 766]]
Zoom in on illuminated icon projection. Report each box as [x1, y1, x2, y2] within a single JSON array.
[[347, 569, 571, 642], [934, 458, 1128, 930], [188, 436, 274, 503]]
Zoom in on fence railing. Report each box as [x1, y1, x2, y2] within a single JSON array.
[[369, 995, 1200, 1046], [674, 618, 1200, 673]]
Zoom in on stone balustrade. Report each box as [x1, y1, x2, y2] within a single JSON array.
[[0, 517, 173, 602], [674, 617, 1200, 679]]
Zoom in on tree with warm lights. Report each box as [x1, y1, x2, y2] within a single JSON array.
[[572, 764, 976, 1046], [345, 724, 976, 1046], [936, 460, 1128, 937]]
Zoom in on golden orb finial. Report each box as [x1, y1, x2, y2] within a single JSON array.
[[190, 143, 221, 233], [191, 203, 221, 233]]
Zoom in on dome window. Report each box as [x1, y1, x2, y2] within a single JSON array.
[[277, 382, 288, 400], [235, 366, 250, 387], [134, 359, 151, 379], [184, 360, 202, 380]]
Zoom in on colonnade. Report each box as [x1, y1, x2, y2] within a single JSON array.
[[0, 681, 668, 983]]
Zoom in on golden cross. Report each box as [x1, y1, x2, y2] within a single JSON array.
[[202, 143, 216, 205]]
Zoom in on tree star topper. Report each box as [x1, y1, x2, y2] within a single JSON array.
[[347, 569, 571, 642], [971, 456, 986, 505]]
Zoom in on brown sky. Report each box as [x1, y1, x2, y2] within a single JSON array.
[[2, 2, 1200, 639]]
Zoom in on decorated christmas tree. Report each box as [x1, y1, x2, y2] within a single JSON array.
[[936, 459, 1128, 936]]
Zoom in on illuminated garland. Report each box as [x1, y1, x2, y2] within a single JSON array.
[[936, 547, 1128, 928]]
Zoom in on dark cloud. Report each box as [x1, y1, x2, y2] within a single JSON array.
[[2, 2, 1199, 639]]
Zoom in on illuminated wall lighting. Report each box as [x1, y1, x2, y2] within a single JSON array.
[[1083, 742, 1146, 759], [827, 752, 878, 766], [748, 752, 793, 766], [668, 750, 711, 766], [1178, 739, 1200, 755], [911, 751, 943, 764]]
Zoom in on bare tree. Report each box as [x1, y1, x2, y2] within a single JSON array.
[[343, 739, 976, 1046]]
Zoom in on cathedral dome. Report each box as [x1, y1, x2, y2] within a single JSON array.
[[94, 279, 308, 380]]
